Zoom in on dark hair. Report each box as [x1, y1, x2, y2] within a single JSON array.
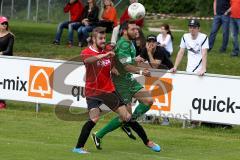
[[119, 20, 136, 36], [136, 27, 146, 49], [161, 24, 174, 41]]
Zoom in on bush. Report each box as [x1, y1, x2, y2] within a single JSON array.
[[139, 0, 213, 16]]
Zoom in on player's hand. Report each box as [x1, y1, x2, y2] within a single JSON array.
[[111, 67, 120, 76], [106, 51, 115, 58], [143, 69, 151, 77], [135, 55, 145, 64], [169, 67, 177, 73]]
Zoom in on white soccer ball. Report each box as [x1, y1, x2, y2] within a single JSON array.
[[128, 3, 146, 20]]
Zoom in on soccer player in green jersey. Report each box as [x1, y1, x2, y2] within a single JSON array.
[[92, 20, 161, 152]]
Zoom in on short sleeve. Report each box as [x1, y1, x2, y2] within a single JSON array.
[[80, 50, 93, 62], [180, 35, 186, 49], [116, 41, 134, 65], [201, 36, 209, 49]]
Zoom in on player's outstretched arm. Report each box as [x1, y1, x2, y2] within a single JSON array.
[[84, 51, 115, 64]]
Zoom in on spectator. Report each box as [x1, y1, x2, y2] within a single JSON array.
[[170, 19, 209, 128], [53, 0, 84, 47], [139, 35, 173, 70], [77, 0, 99, 47], [157, 24, 174, 57], [209, 0, 230, 53], [229, 0, 240, 57], [138, 34, 173, 125], [111, 0, 144, 44], [98, 0, 118, 33], [0, 16, 15, 109]]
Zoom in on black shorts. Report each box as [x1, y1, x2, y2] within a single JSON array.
[[86, 91, 125, 111]]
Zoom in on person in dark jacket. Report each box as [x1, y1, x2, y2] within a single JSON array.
[[77, 0, 99, 47]]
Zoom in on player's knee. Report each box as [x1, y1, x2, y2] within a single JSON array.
[[122, 113, 132, 122], [144, 97, 154, 106]]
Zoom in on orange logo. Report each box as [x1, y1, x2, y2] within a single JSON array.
[[145, 77, 173, 111], [28, 66, 54, 99]]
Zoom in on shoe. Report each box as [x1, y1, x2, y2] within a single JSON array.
[[121, 125, 136, 140], [67, 42, 73, 48], [92, 133, 102, 150], [231, 53, 238, 57], [53, 40, 60, 45], [72, 148, 89, 154], [219, 49, 226, 53], [0, 101, 6, 109], [78, 42, 83, 47], [147, 141, 161, 152]]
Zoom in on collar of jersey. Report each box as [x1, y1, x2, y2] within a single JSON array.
[[89, 45, 103, 53]]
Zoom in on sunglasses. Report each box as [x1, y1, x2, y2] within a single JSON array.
[[1, 22, 8, 26]]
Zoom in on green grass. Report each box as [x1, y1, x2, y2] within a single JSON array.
[[1, 19, 240, 160], [1, 103, 240, 160]]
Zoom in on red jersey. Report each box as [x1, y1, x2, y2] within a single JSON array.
[[120, 8, 144, 27], [64, 0, 84, 22], [81, 46, 115, 97], [230, 0, 240, 18]]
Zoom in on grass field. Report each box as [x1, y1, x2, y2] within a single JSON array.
[[1, 103, 240, 160], [1, 18, 240, 160]]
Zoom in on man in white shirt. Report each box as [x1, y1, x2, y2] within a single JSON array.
[[170, 19, 209, 76]]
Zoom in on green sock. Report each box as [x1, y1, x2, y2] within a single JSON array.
[[132, 103, 151, 120], [96, 116, 122, 139]]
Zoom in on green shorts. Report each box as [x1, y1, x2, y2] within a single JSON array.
[[113, 78, 143, 104]]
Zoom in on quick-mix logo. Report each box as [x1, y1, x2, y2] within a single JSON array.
[[0, 65, 54, 99], [145, 77, 173, 111], [192, 96, 240, 114], [28, 66, 54, 98]]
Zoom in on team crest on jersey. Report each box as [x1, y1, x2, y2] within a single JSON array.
[[97, 59, 111, 67]]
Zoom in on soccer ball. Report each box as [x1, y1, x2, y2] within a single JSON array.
[[128, 3, 146, 20]]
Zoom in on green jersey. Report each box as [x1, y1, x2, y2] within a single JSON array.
[[113, 37, 143, 103], [113, 37, 137, 82]]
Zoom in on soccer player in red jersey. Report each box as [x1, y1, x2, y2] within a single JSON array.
[[73, 27, 151, 154]]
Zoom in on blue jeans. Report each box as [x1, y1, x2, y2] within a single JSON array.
[[209, 15, 230, 51], [231, 18, 240, 55], [68, 22, 82, 44], [77, 25, 94, 43], [54, 21, 69, 42]]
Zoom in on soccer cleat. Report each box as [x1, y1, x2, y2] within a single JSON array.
[[72, 148, 89, 154], [92, 133, 102, 150], [121, 125, 136, 140], [147, 141, 161, 152], [67, 42, 73, 48]]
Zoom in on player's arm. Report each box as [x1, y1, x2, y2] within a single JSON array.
[[118, 42, 150, 76], [83, 51, 115, 64], [124, 64, 150, 76]]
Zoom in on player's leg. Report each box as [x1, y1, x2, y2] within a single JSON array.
[[95, 90, 133, 139], [73, 98, 101, 154], [132, 83, 154, 120]]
